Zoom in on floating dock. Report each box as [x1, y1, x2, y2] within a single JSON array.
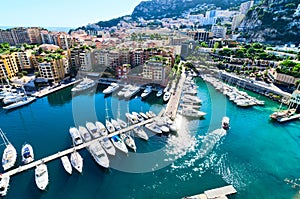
[[183, 185, 237, 199]]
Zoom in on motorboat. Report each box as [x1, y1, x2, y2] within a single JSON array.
[[182, 95, 202, 104], [139, 112, 149, 120], [3, 93, 24, 104], [154, 119, 170, 133], [0, 175, 10, 196], [222, 116, 230, 130], [70, 151, 83, 173], [145, 122, 162, 134], [60, 156, 72, 175], [120, 133, 136, 152], [156, 89, 163, 97], [163, 92, 171, 102], [86, 122, 100, 138], [88, 141, 109, 168], [133, 127, 149, 141], [35, 163, 48, 190], [105, 120, 115, 133], [111, 135, 128, 154], [69, 127, 83, 146], [95, 121, 108, 136], [117, 118, 127, 128], [141, 86, 152, 98], [124, 85, 140, 99], [78, 126, 92, 142], [21, 144, 34, 164], [111, 119, 121, 131], [100, 137, 116, 156], [270, 108, 296, 120], [71, 78, 96, 92], [132, 112, 144, 122], [103, 83, 119, 95], [178, 108, 206, 118], [145, 112, 153, 118], [0, 129, 17, 171], [117, 85, 131, 98], [3, 96, 36, 110], [125, 113, 139, 124]]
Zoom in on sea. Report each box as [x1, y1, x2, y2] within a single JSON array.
[[0, 78, 299, 199]]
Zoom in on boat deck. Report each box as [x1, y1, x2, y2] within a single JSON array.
[[277, 113, 300, 123], [3, 110, 164, 177]]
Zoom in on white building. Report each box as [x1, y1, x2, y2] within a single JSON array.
[[231, 14, 245, 30], [211, 25, 227, 38], [79, 51, 92, 71]]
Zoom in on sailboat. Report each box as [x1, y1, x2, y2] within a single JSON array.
[[3, 85, 36, 110], [0, 129, 17, 171]]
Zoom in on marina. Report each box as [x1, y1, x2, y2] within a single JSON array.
[[0, 71, 299, 198]]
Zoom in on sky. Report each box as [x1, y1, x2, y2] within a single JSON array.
[[0, 0, 143, 28]]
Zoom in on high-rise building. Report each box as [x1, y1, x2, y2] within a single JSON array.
[[211, 25, 227, 38], [27, 28, 43, 44], [11, 27, 31, 44], [0, 30, 15, 45], [79, 51, 92, 71], [12, 50, 34, 70], [142, 61, 166, 83], [38, 59, 66, 82], [0, 54, 19, 80], [57, 33, 73, 50]]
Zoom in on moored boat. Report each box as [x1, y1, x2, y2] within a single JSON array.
[[3, 96, 36, 110], [103, 83, 119, 95], [105, 120, 115, 133], [163, 91, 171, 102], [100, 137, 116, 156], [111, 135, 128, 154], [156, 89, 163, 97], [120, 133, 137, 152], [71, 78, 96, 92], [0, 129, 17, 171], [178, 108, 206, 118], [141, 86, 152, 98], [88, 141, 109, 168], [69, 127, 83, 146], [117, 118, 127, 128], [139, 112, 149, 120], [78, 126, 92, 142], [125, 113, 139, 124], [0, 175, 10, 196], [21, 144, 34, 164], [133, 127, 149, 141], [111, 119, 121, 131], [95, 121, 108, 136], [145, 122, 162, 134], [70, 151, 83, 173], [132, 112, 144, 122], [86, 122, 100, 138], [35, 163, 49, 190], [60, 156, 72, 175]]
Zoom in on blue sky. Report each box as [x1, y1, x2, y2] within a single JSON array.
[[0, 0, 142, 27]]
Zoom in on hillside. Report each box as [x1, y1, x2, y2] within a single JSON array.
[[241, 0, 300, 44]]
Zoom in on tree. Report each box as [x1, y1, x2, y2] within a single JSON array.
[[214, 42, 222, 49], [200, 42, 208, 48]]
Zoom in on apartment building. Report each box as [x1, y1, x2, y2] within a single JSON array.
[[231, 14, 245, 30], [27, 28, 43, 44], [142, 61, 166, 83], [211, 25, 227, 38], [79, 51, 92, 71], [38, 59, 66, 82], [0, 54, 19, 80]]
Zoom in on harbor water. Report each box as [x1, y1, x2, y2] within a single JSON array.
[[0, 78, 299, 199]]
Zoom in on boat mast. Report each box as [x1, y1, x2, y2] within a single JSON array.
[[105, 98, 109, 120], [0, 129, 11, 146]]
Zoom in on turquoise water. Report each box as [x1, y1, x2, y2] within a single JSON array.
[[0, 79, 299, 199]]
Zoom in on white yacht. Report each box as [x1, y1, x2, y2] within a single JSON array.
[[103, 82, 119, 94], [125, 113, 139, 124], [3, 96, 36, 110], [179, 108, 206, 118], [100, 137, 116, 156], [105, 120, 115, 133], [156, 89, 163, 97], [163, 91, 171, 102], [70, 151, 83, 173], [0, 175, 10, 196], [145, 111, 153, 118], [111, 135, 128, 154], [78, 126, 92, 142], [117, 118, 127, 128], [141, 86, 152, 98], [35, 163, 49, 190], [60, 156, 72, 175], [21, 144, 34, 164], [182, 95, 202, 104], [0, 129, 17, 171], [139, 112, 149, 120], [148, 111, 156, 117], [69, 127, 83, 145], [133, 127, 149, 141], [95, 121, 108, 136], [86, 122, 100, 138], [120, 133, 136, 152], [88, 141, 109, 168], [111, 119, 121, 131], [132, 112, 144, 122], [3, 93, 24, 104], [145, 123, 162, 134], [117, 85, 131, 98], [222, 116, 230, 130], [71, 78, 96, 92]]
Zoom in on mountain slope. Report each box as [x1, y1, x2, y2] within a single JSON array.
[[241, 0, 300, 44]]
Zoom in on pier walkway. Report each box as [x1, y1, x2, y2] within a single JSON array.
[[3, 110, 165, 177], [164, 70, 186, 120]]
